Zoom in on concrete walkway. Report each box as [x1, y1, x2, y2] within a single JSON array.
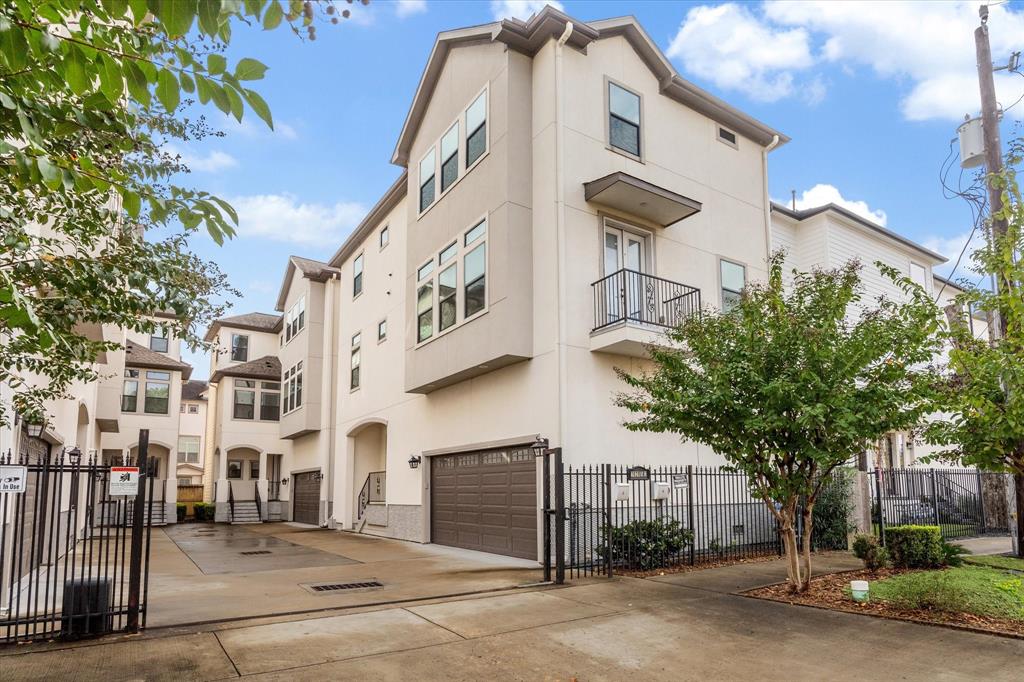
[[3, 552, 1020, 680], [955, 535, 1013, 556]]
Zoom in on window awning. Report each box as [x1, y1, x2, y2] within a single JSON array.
[[583, 172, 702, 227]]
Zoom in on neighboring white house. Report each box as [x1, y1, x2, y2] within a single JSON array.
[[176, 380, 208, 485]]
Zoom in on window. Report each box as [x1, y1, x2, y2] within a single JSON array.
[[608, 82, 641, 157], [144, 370, 170, 414], [440, 123, 459, 192], [439, 241, 457, 265], [378, 319, 387, 341], [380, 225, 389, 249], [718, 126, 738, 147], [121, 369, 139, 412], [227, 460, 242, 479], [415, 218, 488, 345], [466, 90, 487, 167], [188, 404, 199, 414], [233, 379, 255, 420], [720, 259, 746, 311], [177, 477, 193, 486], [350, 333, 361, 390], [149, 327, 168, 353], [419, 147, 436, 212], [353, 253, 364, 297], [260, 382, 280, 421], [910, 262, 928, 289], [464, 220, 487, 318], [285, 297, 305, 342], [283, 361, 303, 413], [177, 436, 200, 464], [417, 280, 433, 343], [439, 264, 457, 331], [250, 460, 259, 480], [230, 333, 249, 362]]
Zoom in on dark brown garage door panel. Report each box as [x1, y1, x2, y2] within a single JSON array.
[[293, 471, 320, 525], [430, 447, 537, 560]]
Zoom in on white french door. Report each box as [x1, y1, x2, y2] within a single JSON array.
[[603, 225, 647, 323]]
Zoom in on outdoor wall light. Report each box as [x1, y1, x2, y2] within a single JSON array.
[[531, 435, 550, 456], [312, 472, 324, 482], [408, 455, 421, 469], [280, 478, 289, 486], [67, 447, 82, 465], [26, 420, 45, 438]]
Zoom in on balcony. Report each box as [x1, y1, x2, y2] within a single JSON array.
[[590, 269, 701, 357]]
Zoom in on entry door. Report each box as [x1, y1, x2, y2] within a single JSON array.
[[604, 226, 647, 322]]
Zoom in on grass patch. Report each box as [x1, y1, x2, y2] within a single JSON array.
[[963, 554, 1024, 572], [870, 565, 1024, 621]]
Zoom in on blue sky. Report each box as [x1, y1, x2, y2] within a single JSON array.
[[175, 1, 1024, 376]]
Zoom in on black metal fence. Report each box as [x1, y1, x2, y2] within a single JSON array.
[[870, 468, 1011, 543], [592, 269, 701, 332], [0, 434, 156, 644], [555, 462, 854, 579]]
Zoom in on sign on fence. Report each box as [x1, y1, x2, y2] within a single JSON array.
[[672, 473, 689, 489], [626, 466, 650, 481], [109, 466, 140, 496], [0, 465, 27, 493]]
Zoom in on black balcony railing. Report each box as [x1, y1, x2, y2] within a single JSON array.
[[592, 269, 701, 332]]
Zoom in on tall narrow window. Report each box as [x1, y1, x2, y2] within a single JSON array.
[[464, 220, 487, 318], [417, 281, 433, 343], [439, 264, 457, 331], [233, 379, 255, 419], [608, 82, 641, 157], [149, 327, 168, 353], [353, 253, 364, 297], [144, 370, 170, 414], [720, 260, 745, 311], [377, 318, 387, 341], [380, 225, 390, 249], [419, 147, 436, 212], [466, 91, 487, 167], [231, 333, 249, 362], [260, 382, 280, 421], [350, 333, 361, 390], [440, 123, 459, 192], [121, 370, 139, 412]]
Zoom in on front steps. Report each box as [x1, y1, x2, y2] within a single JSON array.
[[231, 500, 262, 524]]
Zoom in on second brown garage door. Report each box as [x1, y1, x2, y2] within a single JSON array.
[[292, 471, 320, 525], [430, 447, 537, 560]]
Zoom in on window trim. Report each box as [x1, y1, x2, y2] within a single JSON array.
[[142, 370, 171, 415], [177, 435, 201, 464], [418, 145, 437, 213], [227, 459, 243, 480], [353, 252, 364, 299], [230, 333, 249, 363], [350, 332, 361, 392], [604, 76, 644, 163], [284, 296, 306, 344], [379, 224, 390, 250], [718, 257, 747, 311], [464, 88, 488, 171], [187, 403, 199, 414], [232, 379, 256, 421], [282, 361, 304, 415], [149, 326, 169, 353], [377, 318, 387, 343], [717, 125, 739, 149]]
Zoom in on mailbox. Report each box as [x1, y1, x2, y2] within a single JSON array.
[[613, 482, 630, 502], [651, 481, 671, 501]]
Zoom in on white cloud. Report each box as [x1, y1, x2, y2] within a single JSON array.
[[490, 1, 562, 21], [666, 3, 815, 103], [227, 193, 367, 247], [790, 184, 888, 226], [164, 144, 238, 173], [221, 114, 299, 140], [763, 0, 1024, 121], [395, 0, 427, 18], [923, 229, 988, 275]]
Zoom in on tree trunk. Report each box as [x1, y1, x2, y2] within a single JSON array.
[[799, 502, 815, 592], [1014, 471, 1024, 559]]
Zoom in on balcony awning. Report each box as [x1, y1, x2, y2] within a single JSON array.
[[583, 172, 701, 227]]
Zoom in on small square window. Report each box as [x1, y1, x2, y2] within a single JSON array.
[[718, 127, 738, 147]]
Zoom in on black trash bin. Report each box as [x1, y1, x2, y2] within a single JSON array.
[[61, 578, 113, 638]]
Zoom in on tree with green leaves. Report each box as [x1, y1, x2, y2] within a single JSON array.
[[616, 254, 944, 591], [0, 1, 360, 427], [924, 139, 1024, 557]]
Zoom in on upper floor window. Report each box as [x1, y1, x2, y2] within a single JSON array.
[[149, 327, 168, 353], [350, 332, 361, 390], [608, 82, 641, 158], [121, 369, 139, 412], [233, 379, 256, 420], [143, 370, 170, 414], [187, 403, 199, 414], [718, 126, 738, 148], [416, 218, 488, 345], [283, 361, 303, 414], [380, 225, 390, 249], [260, 381, 280, 421], [466, 90, 487, 167], [440, 123, 459, 193], [177, 436, 200, 464], [231, 333, 249, 362], [377, 318, 387, 341], [417, 271, 434, 343], [464, 223, 487, 318], [419, 147, 436, 212], [285, 296, 305, 342], [353, 253, 364, 297], [720, 259, 746, 312]]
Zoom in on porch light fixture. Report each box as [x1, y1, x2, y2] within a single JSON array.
[[26, 420, 45, 438], [312, 472, 324, 482], [531, 436, 550, 456], [280, 478, 289, 486], [408, 455, 421, 469], [67, 447, 82, 465]]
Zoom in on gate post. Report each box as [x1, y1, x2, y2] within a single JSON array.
[[976, 470, 987, 534], [875, 470, 886, 546], [686, 465, 695, 566], [541, 449, 551, 583], [603, 463, 612, 577], [553, 448, 565, 585], [126, 429, 149, 632], [931, 469, 941, 529]]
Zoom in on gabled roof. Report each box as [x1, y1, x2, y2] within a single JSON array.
[[771, 202, 947, 264], [203, 312, 282, 342], [124, 340, 193, 380], [274, 255, 342, 311], [392, 6, 787, 166], [181, 380, 208, 401], [210, 355, 281, 384]]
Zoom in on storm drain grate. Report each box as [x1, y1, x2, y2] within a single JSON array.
[[309, 581, 383, 592], [239, 550, 272, 556]]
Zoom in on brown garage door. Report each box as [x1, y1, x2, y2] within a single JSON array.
[[430, 447, 537, 560], [293, 471, 320, 525]]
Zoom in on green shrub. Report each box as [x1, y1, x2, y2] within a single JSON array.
[[194, 502, 215, 522], [812, 469, 855, 550], [940, 541, 968, 567], [852, 533, 889, 571], [597, 519, 694, 571], [886, 525, 944, 568], [176, 503, 186, 523]]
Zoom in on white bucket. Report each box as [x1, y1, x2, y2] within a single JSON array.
[[850, 580, 870, 602]]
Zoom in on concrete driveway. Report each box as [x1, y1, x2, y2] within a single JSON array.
[[3, 552, 1020, 680], [145, 522, 542, 627]]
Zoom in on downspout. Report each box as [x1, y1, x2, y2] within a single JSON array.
[[321, 272, 339, 527], [761, 134, 780, 260], [555, 21, 573, 451]]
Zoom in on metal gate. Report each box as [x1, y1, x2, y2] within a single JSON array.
[[0, 430, 156, 644]]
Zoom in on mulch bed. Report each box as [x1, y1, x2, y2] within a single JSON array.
[[745, 568, 1024, 639], [623, 553, 788, 578]]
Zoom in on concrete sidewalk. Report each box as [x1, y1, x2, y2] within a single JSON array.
[[3, 554, 1020, 681]]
